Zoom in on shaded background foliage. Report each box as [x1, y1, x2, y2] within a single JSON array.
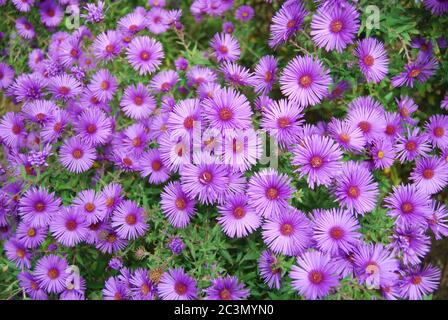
[[0, 0, 447, 299]]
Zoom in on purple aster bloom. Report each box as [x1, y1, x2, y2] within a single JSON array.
[[34, 254, 69, 294], [292, 135, 343, 189], [175, 57, 188, 71], [26, 144, 53, 167], [221, 129, 261, 172], [103, 276, 130, 300], [202, 87, 253, 134], [352, 243, 399, 289], [383, 111, 403, 141], [427, 201, 448, 240], [158, 268, 198, 300], [59, 136, 96, 173], [220, 61, 255, 87], [10, 73, 46, 102], [247, 168, 293, 218], [88, 69, 118, 103], [111, 200, 148, 240], [130, 269, 156, 300], [217, 194, 261, 238], [19, 187, 61, 228], [205, 275, 250, 300], [28, 49, 45, 71], [411, 156, 448, 195], [74, 107, 112, 146], [290, 251, 339, 300], [355, 37, 389, 83], [139, 149, 170, 184], [58, 35, 82, 67], [253, 55, 277, 94], [18, 272, 48, 300], [82, 1, 105, 23], [39, 0, 63, 27], [180, 154, 228, 205], [120, 83, 156, 120], [312, 208, 361, 255], [161, 181, 196, 228], [397, 96, 418, 126], [311, 3, 360, 52], [111, 147, 141, 172], [347, 96, 386, 143], [392, 56, 438, 88], [423, 0, 448, 15], [384, 184, 431, 228], [258, 250, 282, 289], [101, 183, 123, 216], [0, 62, 15, 89], [121, 123, 149, 155], [399, 265, 441, 300], [186, 65, 217, 87], [50, 206, 89, 247], [108, 257, 123, 270], [441, 94, 448, 110], [167, 98, 202, 138], [389, 225, 430, 265], [168, 236, 185, 255], [95, 228, 128, 254], [16, 221, 47, 249], [4, 238, 31, 269], [411, 37, 433, 59], [146, 7, 170, 34], [235, 5, 254, 22], [16, 17, 35, 39], [395, 128, 431, 163], [269, 1, 308, 48], [279, 55, 331, 108], [425, 115, 448, 149], [0, 112, 26, 147], [60, 275, 86, 300], [262, 207, 312, 256], [327, 118, 366, 153], [23, 99, 57, 124], [222, 21, 234, 34], [148, 0, 166, 7], [73, 189, 107, 225], [48, 74, 83, 101], [12, 0, 34, 12], [149, 70, 179, 93], [261, 98, 304, 149], [92, 30, 122, 61], [370, 138, 396, 169], [211, 33, 240, 62], [255, 95, 274, 112], [126, 36, 164, 75], [332, 161, 379, 215], [327, 79, 351, 100]]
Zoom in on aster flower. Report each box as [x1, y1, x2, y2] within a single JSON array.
[[383, 111, 403, 141], [347, 96, 386, 143], [88, 69, 118, 103], [126, 36, 164, 75], [130, 269, 156, 300], [441, 94, 448, 110], [370, 138, 396, 169], [235, 5, 254, 22], [23, 100, 58, 125], [262, 207, 312, 256], [258, 250, 282, 289], [253, 55, 277, 94], [311, 3, 360, 52], [48, 74, 82, 101], [95, 228, 128, 254], [255, 95, 274, 112], [34, 254, 69, 294], [39, 0, 63, 28], [4, 238, 31, 269], [180, 154, 228, 205], [10, 73, 46, 102], [167, 98, 202, 138], [120, 123, 149, 156], [261, 99, 304, 149], [59, 136, 96, 173], [327, 118, 366, 153], [427, 201, 448, 240], [0, 112, 26, 147], [354, 37, 389, 83], [220, 61, 255, 87], [384, 184, 431, 228], [92, 30, 122, 61], [101, 183, 123, 216], [168, 236, 185, 255], [280, 55, 331, 108], [175, 57, 189, 71], [205, 276, 250, 300], [392, 56, 438, 88], [210, 33, 240, 62], [50, 206, 89, 247], [352, 243, 399, 289], [423, 0, 448, 15], [221, 129, 261, 172], [12, 0, 34, 12], [139, 149, 170, 184], [82, 1, 105, 23], [389, 225, 430, 265], [269, 1, 308, 48], [72, 189, 107, 225], [147, 7, 170, 34], [16, 17, 35, 39], [158, 268, 197, 300], [18, 272, 48, 300], [222, 21, 234, 34], [217, 194, 261, 238], [425, 115, 448, 149], [0, 62, 15, 89], [397, 96, 418, 126], [19, 187, 61, 228], [16, 221, 47, 249], [120, 83, 156, 120], [202, 87, 253, 134], [410, 156, 448, 195], [395, 128, 431, 163], [312, 208, 361, 255], [103, 276, 130, 300], [293, 135, 343, 189], [111, 200, 148, 240], [399, 265, 441, 300], [186, 65, 217, 87], [160, 181, 196, 228], [74, 108, 112, 146], [247, 168, 293, 218], [332, 161, 379, 215], [290, 251, 339, 300], [149, 70, 179, 93], [327, 79, 351, 100]]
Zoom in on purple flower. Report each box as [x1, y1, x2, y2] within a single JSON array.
[[120, 83, 156, 120], [34, 254, 69, 294], [16, 221, 47, 249], [355, 37, 389, 83], [423, 0, 448, 15], [139, 149, 170, 184], [395, 128, 431, 163], [399, 265, 441, 300], [92, 30, 122, 61], [75, 108, 112, 146], [108, 257, 123, 271], [280, 55, 331, 108], [59, 136, 96, 173], [0, 62, 15, 89], [397, 96, 418, 126], [222, 21, 234, 34], [175, 57, 189, 70], [211, 33, 240, 62], [147, 7, 170, 34], [253, 55, 277, 94], [258, 250, 282, 289], [0, 112, 26, 147], [167, 98, 202, 138], [235, 5, 254, 22], [262, 207, 312, 256], [96, 228, 128, 254], [16, 17, 35, 39], [18, 272, 48, 300], [88, 69, 118, 103], [186, 65, 217, 87], [410, 156, 448, 195], [328, 118, 366, 153], [48, 74, 83, 101], [269, 1, 308, 48], [168, 236, 185, 255], [4, 238, 31, 269], [220, 61, 255, 87], [290, 251, 339, 300], [389, 225, 430, 265], [425, 115, 448, 149], [126, 36, 164, 75], [392, 56, 438, 88], [72, 189, 107, 225], [427, 201, 448, 240], [161, 181, 196, 228], [10, 73, 46, 102], [130, 268, 156, 300], [205, 276, 250, 300], [39, 0, 63, 28], [50, 206, 89, 247], [158, 268, 197, 300], [247, 168, 293, 218], [82, 1, 105, 23], [111, 200, 148, 240], [12, 0, 34, 12], [19, 187, 61, 228], [347, 96, 386, 143], [370, 138, 396, 169], [103, 276, 130, 300]]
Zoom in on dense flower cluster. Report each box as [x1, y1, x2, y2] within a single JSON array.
[[0, 0, 447, 300]]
